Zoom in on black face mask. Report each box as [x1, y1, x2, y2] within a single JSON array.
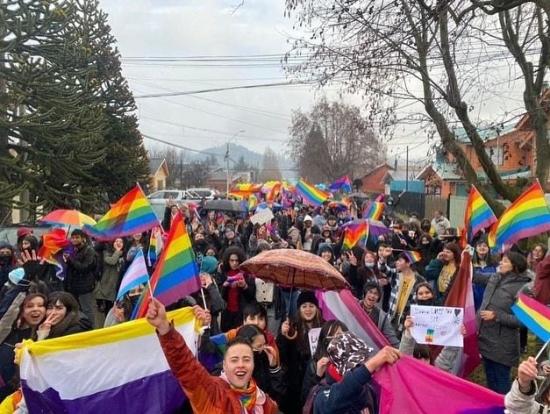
[[416, 298, 435, 307], [194, 239, 208, 251], [0, 255, 11, 266]]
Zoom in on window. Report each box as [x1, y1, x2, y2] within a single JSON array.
[[486, 146, 503, 166], [157, 180, 165, 190]]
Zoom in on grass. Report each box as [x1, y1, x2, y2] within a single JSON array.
[[468, 333, 541, 386]]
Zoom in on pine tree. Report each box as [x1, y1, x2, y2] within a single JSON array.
[[67, 0, 149, 210], [0, 0, 106, 219]]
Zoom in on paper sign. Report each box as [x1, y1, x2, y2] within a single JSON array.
[[250, 208, 274, 225], [308, 327, 322, 356], [410, 305, 464, 347]]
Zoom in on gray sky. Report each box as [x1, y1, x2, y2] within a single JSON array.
[[99, 0, 529, 168]]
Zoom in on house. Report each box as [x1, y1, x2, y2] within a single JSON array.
[[149, 158, 169, 192], [416, 89, 550, 196], [206, 170, 254, 193], [360, 162, 425, 194]]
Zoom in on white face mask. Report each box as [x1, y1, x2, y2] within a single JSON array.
[[365, 262, 375, 269]]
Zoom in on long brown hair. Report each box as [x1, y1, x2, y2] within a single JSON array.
[[18, 293, 47, 338], [294, 304, 324, 357], [46, 292, 81, 339]]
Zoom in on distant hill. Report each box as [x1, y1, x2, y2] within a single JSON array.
[[191, 143, 297, 181]]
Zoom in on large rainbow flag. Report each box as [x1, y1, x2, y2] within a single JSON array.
[[488, 180, 550, 249], [83, 186, 159, 241], [136, 212, 200, 317], [19, 307, 198, 413], [295, 178, 331, 206], [512, 293, 550, 342], [316, 289, 504, 413], [462, 186, 497, 244]]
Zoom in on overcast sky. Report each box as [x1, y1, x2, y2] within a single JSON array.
[[99, 0, 528, 169]]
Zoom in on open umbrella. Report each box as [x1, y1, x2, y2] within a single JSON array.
[[40, 209, 96, 227], [204, 199, 247, 213], [240, 249, 349, 291]]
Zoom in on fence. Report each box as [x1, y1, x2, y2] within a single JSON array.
[[425, 195, 448, 220]]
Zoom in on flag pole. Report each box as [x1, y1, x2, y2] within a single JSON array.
[[536, 339, 550, 362]]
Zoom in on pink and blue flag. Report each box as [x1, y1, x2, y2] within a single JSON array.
[[316, 289, 504, 413], [329, 175, 352, 193], [116, 249, 149, 300]]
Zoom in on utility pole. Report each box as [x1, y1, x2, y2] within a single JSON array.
[[225, 142, 230, 196], [405, 145, 409, 192]]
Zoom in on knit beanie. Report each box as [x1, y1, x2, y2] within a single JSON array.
[[297, 290, 318, 309]]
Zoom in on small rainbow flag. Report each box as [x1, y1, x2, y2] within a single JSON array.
[[38, 228, 69, 277], [425, 328, 434, 343], [329, 176, 352, 193], [343, 220, 368, 250], [147, 227, 163, 267], [463, 186, 497, 244], [83, 186, 159, 241], [512, 293, 550, 342], [363, 201, 384, 220], [135, 212, 201, 318], [488, 180, 550, 249], [296, 178, 331, 206], [248, 194, 258, 211], [401, 250, 422, 264], [234, 183, 263, 194], [266, 182, 282, 203]]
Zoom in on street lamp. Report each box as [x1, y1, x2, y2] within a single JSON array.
[[226, 129, 245, 195]]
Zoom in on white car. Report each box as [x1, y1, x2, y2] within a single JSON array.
[[147, 190, 201, 220], [186, 188, 217, 200]]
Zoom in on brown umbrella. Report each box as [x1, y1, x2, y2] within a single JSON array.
[[240, 249, 349, 291]]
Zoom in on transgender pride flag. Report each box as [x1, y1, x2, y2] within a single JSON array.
[[116, 249, 149, 300], [316, 289, 504, 414], [20, 307, 197, 413]]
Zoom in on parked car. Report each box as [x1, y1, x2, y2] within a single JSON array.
[[147, 190, 200, 205], [186, 188, 218, 200], [0, 223, 55, 247]]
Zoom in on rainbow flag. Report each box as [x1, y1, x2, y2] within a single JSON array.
[[117, 249, 149, 300], [147, 227, 163, 267], [38, 228, 69, 263], [136, 213, 200, 318], [342, 220, 368, 250], [329, 176, 352, 193], [296, 178, 330, 206], [488, 180, 550, 249], [512, 293, 550, 342], [463, 186, 497, 244], [401, 250, 422, 264], [83, 186, 159, 241], [363, 201, 384, 220], [266, 182, 282, 203]]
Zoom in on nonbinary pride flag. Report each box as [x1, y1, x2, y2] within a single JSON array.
[[20, 307, 198, 414], [116, 249, 149, 300], [83, 185, 159, 241], [316, 289, 504, 414]]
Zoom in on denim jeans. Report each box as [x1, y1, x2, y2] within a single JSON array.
[[483, 357, 512, 394]]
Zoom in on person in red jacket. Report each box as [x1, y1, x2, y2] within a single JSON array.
[[147, 298, 278, 414]]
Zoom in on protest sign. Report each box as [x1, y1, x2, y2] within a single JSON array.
[[410, 305, 463, 347], [308, 327, 321, 355]]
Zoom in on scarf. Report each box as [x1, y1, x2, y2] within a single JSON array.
[[438, 262, 456, 294], [219, 372, 265, 414]]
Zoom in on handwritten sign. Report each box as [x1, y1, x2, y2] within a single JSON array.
[[308, 328, 322, 356], [410, 305, 463, 347]]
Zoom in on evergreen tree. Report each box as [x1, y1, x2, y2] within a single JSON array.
[[0, 0, 106, 219], [258, 148, 283, 182]]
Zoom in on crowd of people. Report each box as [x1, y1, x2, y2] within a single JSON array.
[[1, 197, 550, 413]]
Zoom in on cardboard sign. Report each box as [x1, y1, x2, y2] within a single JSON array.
[[410, 305, 464, 347]]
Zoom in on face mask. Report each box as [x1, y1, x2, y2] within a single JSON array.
[[0, 255, 11, 265], [416, 298, 435, 307], [365, 262, 375, 269]]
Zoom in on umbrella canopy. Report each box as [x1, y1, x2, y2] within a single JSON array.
[[203, 199, 247, 213], [40, 209, 96, 227], [240, 249, 349, 291], [342, 218, 391, 241], [250, 208, 274, 225]]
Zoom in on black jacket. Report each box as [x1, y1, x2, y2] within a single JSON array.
[[64, 244, 97, 295]]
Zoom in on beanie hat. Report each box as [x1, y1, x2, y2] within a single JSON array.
[[327, 331, 373, 376], [200, 256, 218, 275], [297, 290, 318, 309], [8, 268, 25, 285], [16, 227, 32, 239]]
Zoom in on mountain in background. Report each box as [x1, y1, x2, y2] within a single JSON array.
[[190, 143, 297, 181]]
